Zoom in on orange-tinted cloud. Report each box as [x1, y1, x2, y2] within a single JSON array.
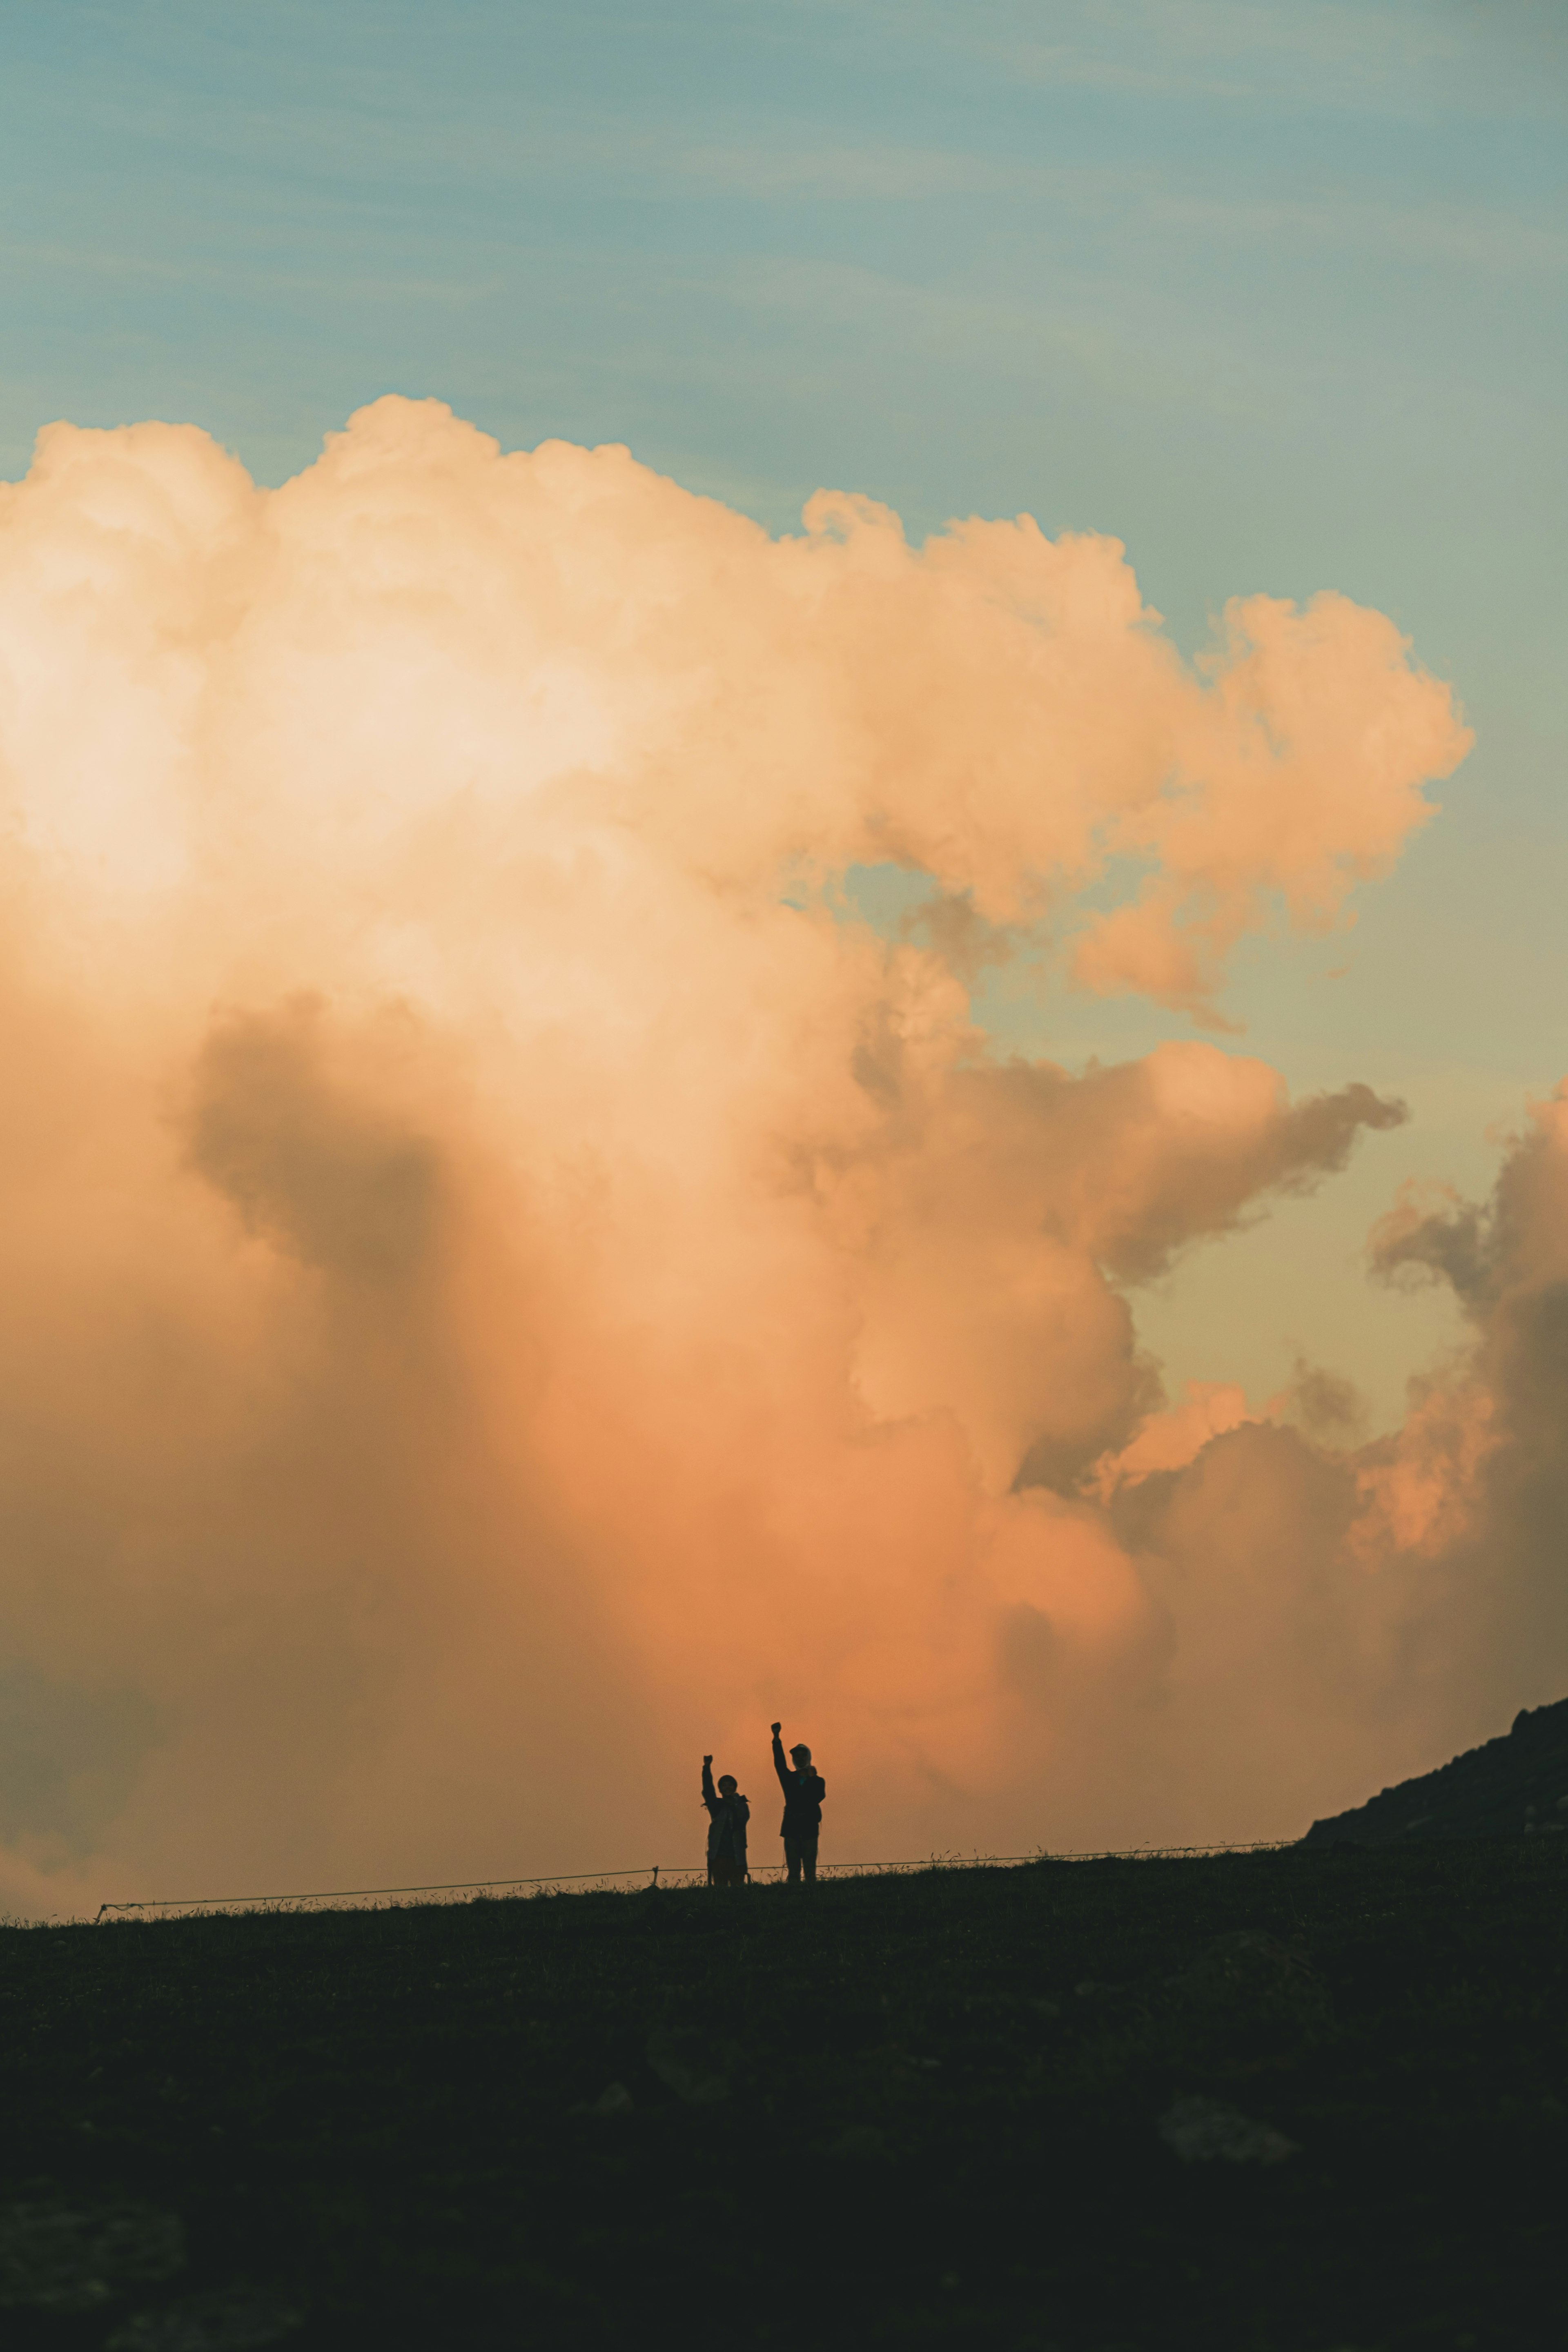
[[0, 399, 1491, 1912]]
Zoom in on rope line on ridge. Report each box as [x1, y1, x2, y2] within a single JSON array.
[[94, 1840, 1296, 1919]]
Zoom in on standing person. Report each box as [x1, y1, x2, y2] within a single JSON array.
[[701, 1755, 750, 1886], [771, 1722, 826, 1885]]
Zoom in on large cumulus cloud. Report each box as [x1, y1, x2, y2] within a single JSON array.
[[0, 398, 1500, 1911]]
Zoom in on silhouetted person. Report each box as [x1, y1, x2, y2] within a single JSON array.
[[771, 1722, 825, 1884], [702, 1755, 750, 1886]]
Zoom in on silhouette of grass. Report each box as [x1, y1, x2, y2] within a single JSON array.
[[2, 1841, 1564, 2347]]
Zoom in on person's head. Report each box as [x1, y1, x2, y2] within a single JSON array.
[[718, 1774, 737, 1797], [790, 1744, 811, 1768]]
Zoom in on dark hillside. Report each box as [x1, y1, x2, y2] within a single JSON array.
[[1304, 1693, 1568, 1845], [2, 1842, 1564, 2350]]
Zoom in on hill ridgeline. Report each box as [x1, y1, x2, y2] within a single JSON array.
[[1304, 1693, 1568, 1845]]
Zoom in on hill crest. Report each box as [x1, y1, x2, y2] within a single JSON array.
[[1304, 1693, 1568, 1844]]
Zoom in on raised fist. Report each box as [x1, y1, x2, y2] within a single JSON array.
[[771, 1722, 782, 1736], [703, 1754, 713, 1766]]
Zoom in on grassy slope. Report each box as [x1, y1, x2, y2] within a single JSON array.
[[2, 1843, 1565, 2350], [1304, 1695, 1568, 1846]]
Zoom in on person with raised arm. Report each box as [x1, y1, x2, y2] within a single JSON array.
[[771, 1722, 826, 1885], [701, 1754, 750, 1886]]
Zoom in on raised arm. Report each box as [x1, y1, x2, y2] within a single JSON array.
[[702, 1755, 718, 1814], [771, 1723, 790, 1791]]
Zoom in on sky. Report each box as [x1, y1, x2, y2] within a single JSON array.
[[5, 0, 1564, 1424], [0, 1, 1564, 1909]]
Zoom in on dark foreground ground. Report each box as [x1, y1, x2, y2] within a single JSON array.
[[2, 1840, 1565, 2351]]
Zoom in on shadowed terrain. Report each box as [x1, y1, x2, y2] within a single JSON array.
[[1305, 1694, 1568, 1846], [2, 1839, 1565, 2349]]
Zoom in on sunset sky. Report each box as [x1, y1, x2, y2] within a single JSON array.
[[0, 2, 1564, 1911]]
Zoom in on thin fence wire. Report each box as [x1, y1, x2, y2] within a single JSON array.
[[94, 1839, 1298, 1921]]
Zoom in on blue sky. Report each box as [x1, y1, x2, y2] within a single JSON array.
[[3, 0, 1564, 1420]]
